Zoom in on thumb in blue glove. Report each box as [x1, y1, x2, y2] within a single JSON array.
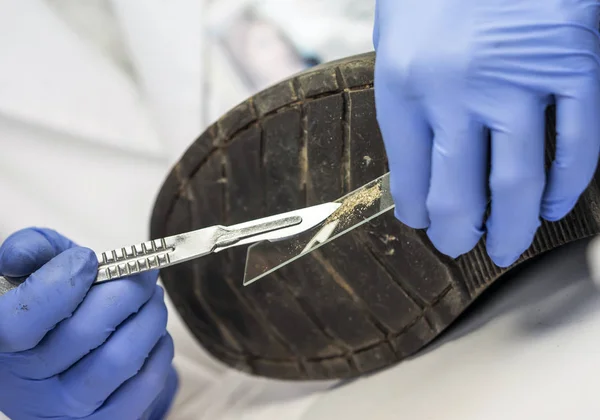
[[374, 0, 600, 267], [0, 228, 178, 419]]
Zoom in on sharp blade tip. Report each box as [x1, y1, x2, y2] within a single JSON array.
[[322, 201, 341, 216]]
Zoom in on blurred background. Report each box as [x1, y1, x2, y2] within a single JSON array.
[[0, 1, 374, 418]]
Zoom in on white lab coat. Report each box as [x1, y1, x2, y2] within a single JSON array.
[[2, 1, 600, 419], [0, 1, 335, 418]]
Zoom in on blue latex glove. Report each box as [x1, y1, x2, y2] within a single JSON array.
[[0, 228, 178, 419], [373, 0, 600, 267]]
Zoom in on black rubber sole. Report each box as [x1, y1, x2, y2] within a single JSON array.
[[150, 52, 600, 380]]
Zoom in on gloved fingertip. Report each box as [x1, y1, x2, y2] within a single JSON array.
[[431, 243, 463, 259], [540, 196, 578, 222], [0, 228, 56, 276], [489, 253, 520, 268], [32, 227, 77, 251], [394, 208, 429, 230], [487, 234, 535, 268], [427, 226, 483, 259], [486, 219, 539, 269], [65, 247, 99, 276], [34, 246, 98, 292]]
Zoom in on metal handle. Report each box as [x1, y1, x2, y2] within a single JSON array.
[[0, 237, 175, 298], [96, 238, 174, 283]]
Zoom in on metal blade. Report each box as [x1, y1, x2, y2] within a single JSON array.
[[214, 202, 342, 251], [243, 172, 394, 286], [169, 202, 342, 263]]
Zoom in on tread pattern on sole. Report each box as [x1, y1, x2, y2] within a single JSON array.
[[150, 52, 600, 380]]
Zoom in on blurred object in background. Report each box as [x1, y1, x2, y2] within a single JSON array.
[[212, 9, 307, 93], [203, 0, 375, 125]]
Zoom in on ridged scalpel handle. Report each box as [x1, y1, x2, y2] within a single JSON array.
[[96, 238, 175, 282], [0, 238, 176, 297]]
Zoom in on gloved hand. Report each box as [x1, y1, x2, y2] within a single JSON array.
[[373, 0, 600, 267], [0, 228, 178, 419]]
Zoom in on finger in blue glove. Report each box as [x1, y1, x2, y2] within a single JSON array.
[[374, 0, 600, 267], [0, 227, 177, 420]]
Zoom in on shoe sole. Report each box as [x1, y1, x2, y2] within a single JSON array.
[[150, 52, 600, 380]]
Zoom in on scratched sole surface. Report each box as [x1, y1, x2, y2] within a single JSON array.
[[150, 52, 600, 380]]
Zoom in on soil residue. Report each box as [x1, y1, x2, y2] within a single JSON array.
[[325, 181, 382, 229]]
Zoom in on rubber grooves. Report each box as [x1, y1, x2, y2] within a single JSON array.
[[150, 52, 600, 380]]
